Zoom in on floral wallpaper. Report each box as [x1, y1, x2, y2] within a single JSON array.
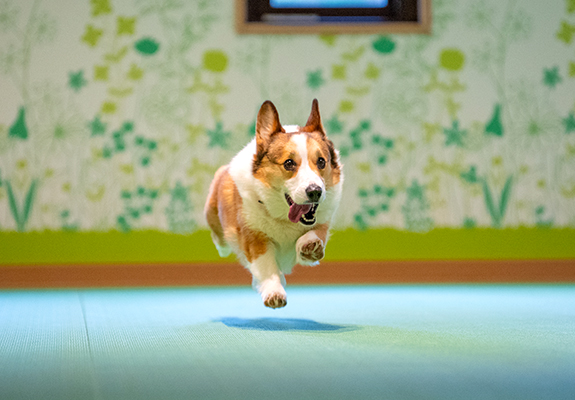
[[0, 0, 574, 233]]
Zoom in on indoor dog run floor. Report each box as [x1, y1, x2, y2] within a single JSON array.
[[1, 285, 574, 400]]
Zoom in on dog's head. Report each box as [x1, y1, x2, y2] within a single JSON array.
[[252, 99, 342, 225]]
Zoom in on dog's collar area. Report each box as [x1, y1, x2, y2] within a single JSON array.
[[285, 193, 318, 225]]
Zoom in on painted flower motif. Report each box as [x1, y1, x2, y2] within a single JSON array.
[[443, 120, 467, 147], [543, 66, 562, 88], [82, 25, 103, 47], [319, 34, 336, 46], [563, 112, 575, 134], [406, 180, 425, 200], [375, 82, 427, 129], [354, 184, 395, 230], [0, 44, 23, 75], [364, 63, 380, 80], [332, 65, 346, 80], [556, 21, 575, 44], [464, 2, 494, 29], [507, 81, 562, 150], [27, 83, 88, 146], [402, 179, 433, 233], [91, 0, 112, 17], [127, 64, 144, 80], [461, 165, 479, 184], [93, 65, 109, 81], [16, 159, 27, 169], [50, 113, 85, 142], [117, 16, 136, 36], [122, 121, 134, 132], [203, 50, 228, 73], [101, 101, 117, 114], [141, 82, 189, 130], [88, 115, 106, 136], [423, 122, 441, 142], [207, 121, 230, 148], [325, 115, 344, 135], [0, 1, 19, 33], [306, 69, 324, 90], [68, 70, 87, 92], [502, 9, 532, 41], [165, 182, 196, 234], [470, 41, 505, 73], [339, 100, 354, 113], [29, 10, 57, 45], [186, 124, 204, 144], [136, 0, 182, 15], [439, 48, 465, 71]]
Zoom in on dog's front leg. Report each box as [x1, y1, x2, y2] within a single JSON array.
[[296, 223, 329, 266], [249, 246, 287, 309]]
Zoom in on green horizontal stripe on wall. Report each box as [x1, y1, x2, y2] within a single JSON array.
[[0, 228, 574, 265]]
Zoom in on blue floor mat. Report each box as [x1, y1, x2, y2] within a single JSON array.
[[1, 285, 574, 400]]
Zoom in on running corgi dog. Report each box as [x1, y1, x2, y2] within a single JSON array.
[[204, 99, 343, 308]]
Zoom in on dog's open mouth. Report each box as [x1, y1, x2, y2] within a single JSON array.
[[285, 194, 318, 225]]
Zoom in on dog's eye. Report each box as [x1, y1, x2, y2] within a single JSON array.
[[317, 157, 326, 170], [283, 159, 296, 171]]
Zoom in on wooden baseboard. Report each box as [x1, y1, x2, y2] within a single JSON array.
[[1, 259, 574, 289]]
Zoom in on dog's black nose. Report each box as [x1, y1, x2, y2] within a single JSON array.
[[306, 184, 322, 202]]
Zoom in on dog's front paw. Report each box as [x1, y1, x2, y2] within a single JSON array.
[[297, 231, 324, 265], [300, 238, 324, 262], [263, 292, 287, 309]]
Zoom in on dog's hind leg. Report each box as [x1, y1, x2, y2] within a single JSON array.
[[204, 166, 232, 258]]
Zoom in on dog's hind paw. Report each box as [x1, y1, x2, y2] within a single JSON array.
[[264, 292, 287, 309], [216, 244, 232, 258]]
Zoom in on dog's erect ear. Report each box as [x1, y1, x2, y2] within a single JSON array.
[[303, 99, 325, 136], [256, 101, 284, 154]]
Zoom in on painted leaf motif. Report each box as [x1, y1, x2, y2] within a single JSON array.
[[461, 166, 478, 184], [342, 46, 365, 62], [499, 176, 513, 218], [485, 104, 503, 136], [9, 107, 28, 140], [482, 180, 500, 228], [5, 180, 37, 232], [22, 180, 38, 228], [108, 86, 134, 97], [346, 85, 370, 96], [135, 38, 159, 55], [104, 46, 129, 63], [5, 181, 21, 230], [372, 36, 396, 54]]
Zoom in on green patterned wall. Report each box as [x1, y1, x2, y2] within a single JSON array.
[[1, 0, 575, 243]]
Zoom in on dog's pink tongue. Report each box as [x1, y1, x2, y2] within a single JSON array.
[[288, 203, 312, 223]]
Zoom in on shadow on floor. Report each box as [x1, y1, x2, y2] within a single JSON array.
[[217, 317, 355, 332]]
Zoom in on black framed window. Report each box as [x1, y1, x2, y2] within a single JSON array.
[[236, 0, 429, 34], [247, 0, 417, 24]]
